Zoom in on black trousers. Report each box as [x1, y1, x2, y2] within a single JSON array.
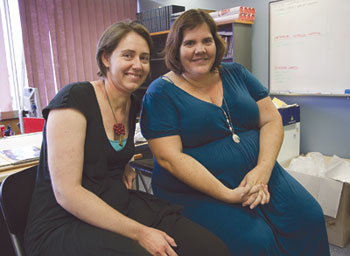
[[38, 215, 230, 256]]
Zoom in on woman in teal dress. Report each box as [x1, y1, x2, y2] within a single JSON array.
[[140, 9, 330, 255]]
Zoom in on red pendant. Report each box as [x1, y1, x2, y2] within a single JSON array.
[[113, 123, 125, 135], [113, 123, 125, 145]]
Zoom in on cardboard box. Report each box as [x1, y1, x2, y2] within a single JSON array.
[[325, 183, 350, 247], [282, 156, 350, 247]]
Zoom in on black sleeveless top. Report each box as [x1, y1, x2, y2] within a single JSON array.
[[24, 82, 182, 255]]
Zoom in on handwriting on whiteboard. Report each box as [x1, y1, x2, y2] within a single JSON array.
[[274, 66, 299, 70], [274, 32, 321, 41]]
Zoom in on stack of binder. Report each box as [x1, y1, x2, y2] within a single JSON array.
[[218, 31, 234, 58], [170, 9, 215, 27], [136, 5, 185, 33]]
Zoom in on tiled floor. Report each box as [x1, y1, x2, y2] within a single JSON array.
[[330, 243, 350, 256]]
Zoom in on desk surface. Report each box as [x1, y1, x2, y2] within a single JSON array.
[[0, 132, 42, 150], [0, 133, 149, 182], [0, 132, 42, 182]]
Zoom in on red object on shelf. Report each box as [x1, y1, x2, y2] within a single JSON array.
[[23, 117, 45, 133], [0, 125, 4, 137]]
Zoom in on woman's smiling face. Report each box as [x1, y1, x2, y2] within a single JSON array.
[[103, 31, 150, 93], [179, 23, 216, 78]]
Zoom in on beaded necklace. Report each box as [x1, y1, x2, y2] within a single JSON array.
[[103, 80, 126, 145]]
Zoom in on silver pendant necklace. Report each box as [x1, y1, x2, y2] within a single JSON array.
[[222, 98, 240, 143], [181, 73, 240, 143]]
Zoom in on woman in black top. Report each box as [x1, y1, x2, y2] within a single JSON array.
[[24, 20, 230, 256]]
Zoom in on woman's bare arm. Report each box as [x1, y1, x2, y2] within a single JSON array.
[[47, 108, 178, 256]]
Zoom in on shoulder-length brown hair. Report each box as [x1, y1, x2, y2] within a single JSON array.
[[164, 9, 226, 74], [96, 20, 153, 77]]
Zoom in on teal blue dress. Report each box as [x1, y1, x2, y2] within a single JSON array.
[[140, 63, 330, 255]]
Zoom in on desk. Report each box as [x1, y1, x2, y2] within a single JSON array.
[[0, 161, 38, 183], [0, 134, 151, 183], [0, 132, 42, 182]]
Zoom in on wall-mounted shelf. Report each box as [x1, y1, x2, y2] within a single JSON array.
[[150, 30, 170, 36]]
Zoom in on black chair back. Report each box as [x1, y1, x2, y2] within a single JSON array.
[[0, 165, 37, 256]]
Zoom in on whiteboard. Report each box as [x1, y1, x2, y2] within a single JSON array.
[[269, 0, 350, 95]]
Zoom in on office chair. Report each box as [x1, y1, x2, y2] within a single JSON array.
[[0, 165, 38, 256]]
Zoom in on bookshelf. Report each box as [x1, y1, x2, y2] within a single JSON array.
[[217, 22, 252, 71], [134, 21, 252, 100]]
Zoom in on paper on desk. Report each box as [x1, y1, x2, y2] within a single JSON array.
[[0, 155, 11, 166], [272, 97, 298, 109], [0, 145, 40, 164], [0, 132, 42, 151], [326, 155, 350, 183]]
